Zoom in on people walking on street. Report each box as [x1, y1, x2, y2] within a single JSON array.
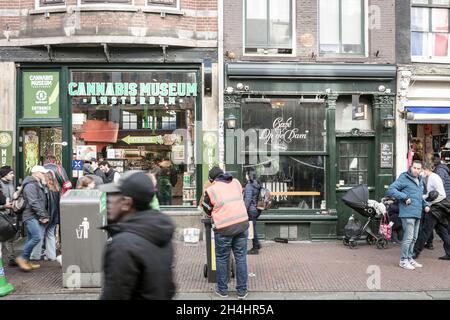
[[244, 170, 262, 255], [43, 155, 72, 196], [30, 172, 60, 261], [99, 171, 175, 300], [413, 162, 450, 261], [386, 160, 430, 270], [202, 167, 249, 299], [16, 166, 50, 272], [99, 161, 121, 183], [0, 166, 19, 267]]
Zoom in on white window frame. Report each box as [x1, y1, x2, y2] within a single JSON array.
[[411, 3, 450, 63], [35, 0, 66, 10], [145, 0, 180, 11], [317, 0, 368, 57], [77, 0, 134, 9], [242, 0, 296, 57]]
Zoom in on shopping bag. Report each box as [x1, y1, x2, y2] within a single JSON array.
[[379, 212, 392, 241], [248, 221, 254, 240]]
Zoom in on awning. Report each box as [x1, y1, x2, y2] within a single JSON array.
[[406, 107, 450, 123]]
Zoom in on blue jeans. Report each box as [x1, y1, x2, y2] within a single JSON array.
[[21, 218, 44, 261], [30, 223, 57, 261], [214, 231, 248, 296], [400, 217, 421, 261]]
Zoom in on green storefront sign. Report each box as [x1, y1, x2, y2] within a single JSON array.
[[0, 131, 13, 167], [23, 71, 59, 118]]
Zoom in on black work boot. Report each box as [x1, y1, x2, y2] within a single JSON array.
[[247, 248, 259, 255]]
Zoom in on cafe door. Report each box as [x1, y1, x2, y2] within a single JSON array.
[[18, 127, 64, 181], [335, 138, 376, 236]]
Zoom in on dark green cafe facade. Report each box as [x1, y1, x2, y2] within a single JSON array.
[[223, 62, 397, 240], [13, 61, 396, 240]]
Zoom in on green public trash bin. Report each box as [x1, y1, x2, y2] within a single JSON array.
[[201, 218, 235, 283], [60, 190, 108, 288]]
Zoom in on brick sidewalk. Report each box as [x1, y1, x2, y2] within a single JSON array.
[[2, 240, 450, 298]]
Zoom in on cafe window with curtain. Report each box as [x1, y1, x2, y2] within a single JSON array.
[[242, 98, 326, 210], [69, 69, 198, 206]]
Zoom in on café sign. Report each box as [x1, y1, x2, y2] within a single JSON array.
[[68, 82, 197, 106], [260, 117, 308, 149]]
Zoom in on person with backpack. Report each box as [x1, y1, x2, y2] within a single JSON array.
[[0, 166, 19, 267], [43, 155, 72, 196], [244, 170, 262, 255]]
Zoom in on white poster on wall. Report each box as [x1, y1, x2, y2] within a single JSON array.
[[76, 145, 97, 161]]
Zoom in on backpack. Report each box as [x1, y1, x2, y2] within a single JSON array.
[[11, 182, 30, 214], [256, 187, 272, 211]]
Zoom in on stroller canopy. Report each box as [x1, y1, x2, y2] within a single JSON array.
[[342, 185, 369, 211]]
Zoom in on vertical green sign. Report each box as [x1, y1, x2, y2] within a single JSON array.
[[23, 71, 59, 118], [202, 131, 219, 185], [99, 191, 107, 214], [0, 131, 13, 167]]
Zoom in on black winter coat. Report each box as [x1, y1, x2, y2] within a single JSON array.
[[100, 210, 176, 300], [429, 199, 450, 226], [244, 181, 261, 217]]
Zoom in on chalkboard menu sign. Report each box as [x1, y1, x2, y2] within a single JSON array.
[[380, 143, 394, 168]]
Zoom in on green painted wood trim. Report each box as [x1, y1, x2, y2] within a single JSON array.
[[372, 94, 396, 200], [326, 93, 338, 212]]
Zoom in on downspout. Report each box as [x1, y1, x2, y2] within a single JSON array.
[[218, 0, 225, 168]]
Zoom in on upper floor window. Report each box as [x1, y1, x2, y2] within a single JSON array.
[[244, 0, 293, 55], [319, 0, 365, 55], [147, 0, 178, 9], [39, 0, 65, 6], [81, 0, 131, 4], [411, 0, 450, 62]]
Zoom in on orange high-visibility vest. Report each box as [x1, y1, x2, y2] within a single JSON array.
[[206, 178, 248, 230]]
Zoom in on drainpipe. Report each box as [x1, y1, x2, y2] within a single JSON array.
[[218, 0, 225, 168]]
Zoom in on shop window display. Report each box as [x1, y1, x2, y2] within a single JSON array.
[[242, 99, 326, 209], [70, 70, 197, 206]]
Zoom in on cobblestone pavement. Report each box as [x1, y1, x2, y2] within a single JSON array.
[[2, 240, 450, 299]]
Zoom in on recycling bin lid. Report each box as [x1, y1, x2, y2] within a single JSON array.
[[60, 189, 106, 204]]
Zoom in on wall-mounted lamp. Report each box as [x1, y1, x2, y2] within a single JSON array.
[[225, 114, 237, 129], [225, 86, 234, 94], [383, 115, 395, 129]]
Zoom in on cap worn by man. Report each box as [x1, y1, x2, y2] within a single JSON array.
[[208, 167, 224, 182], [0, 166, 13, 179], [100, 170, 156, 203], [31, 166, 49, 174]]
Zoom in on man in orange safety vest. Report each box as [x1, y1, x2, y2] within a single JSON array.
[[202, 166, 249, 300]]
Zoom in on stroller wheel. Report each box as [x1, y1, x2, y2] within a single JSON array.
[[349, 241, 357, 249], [366, 234, 376, 245], [376, 238, 388, 249], [343, 238, 350, 246]]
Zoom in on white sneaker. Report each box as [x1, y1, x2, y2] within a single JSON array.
[[399, 260, 415, 270], [409, 259, 423, 268]]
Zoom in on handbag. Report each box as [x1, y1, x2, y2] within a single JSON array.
[[0, 211, 18, 242], [379, 212, 392, 241]]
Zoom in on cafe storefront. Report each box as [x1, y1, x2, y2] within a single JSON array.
[[16, 65, 209, 211], [224, 62, 397, 240]]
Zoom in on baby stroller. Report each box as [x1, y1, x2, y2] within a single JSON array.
[[341, 185, 389, 249]]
